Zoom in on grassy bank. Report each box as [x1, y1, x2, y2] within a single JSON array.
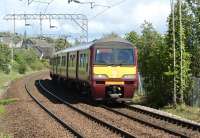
[[0, 71, 38, 138], [133, 94, 200, 123], [0, 105, 5, 114], [0, 70, 39, 95], [162, 105, 200, 123], [0, 71, 23, 94], [0, 98, 17, 115], [0, 70, 36, 116]]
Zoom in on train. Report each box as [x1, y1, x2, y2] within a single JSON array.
[[50, 37, 138, 101]]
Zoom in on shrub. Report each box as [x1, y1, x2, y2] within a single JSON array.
[[30, 61, 44, 71], [18, 64, 27, 74]]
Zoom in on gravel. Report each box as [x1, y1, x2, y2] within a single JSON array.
[[40, 79, 181, 137], [74, 103, 177, 138], [0, 72, 74, 138], [28, 75, 121, 138], [114, 107, 200, 137]]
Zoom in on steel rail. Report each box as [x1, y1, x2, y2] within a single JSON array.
[[125, 104, 200, 131], [25, 83, 84, 138], [101, 105, 189, 138], [38, 80, 137, 138]]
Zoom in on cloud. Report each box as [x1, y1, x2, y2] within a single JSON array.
[[131, 1, 170, 31], [0, 0, 171, 40]]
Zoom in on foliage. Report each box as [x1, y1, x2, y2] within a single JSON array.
[[125, 0, 198, 107], [163, 104, 200, 123], [138, 22, 172, 107], [0, 98, 17, 105], [166, 1, 192, 105], [102, 32, 119, 39], [14, 48, 46, 74], [13, 35, 22, 44], [125, 31, 139, 46], [55, 38, 70, 51], [186, 0, 200, 77], [0, 105, 5, 114], [18, 64, 27, 74], [0, 44, 11, 74], [45, 37, 54, 43]]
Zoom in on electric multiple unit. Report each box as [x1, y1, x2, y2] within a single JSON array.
[[50, 38, 138, 101]]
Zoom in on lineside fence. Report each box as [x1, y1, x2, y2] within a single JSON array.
[[189, 77, 200, 107], [137, 74, 200, 107]]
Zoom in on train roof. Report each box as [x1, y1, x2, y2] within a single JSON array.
[[53, 37, 133, 56], [54, 42, 94, 55], [95, 37, 133, 45]]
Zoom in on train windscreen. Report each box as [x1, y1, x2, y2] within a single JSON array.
[[95, 48, 134, 65]]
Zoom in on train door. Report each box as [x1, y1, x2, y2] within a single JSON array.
[[66, 53, 69, 79], [76, 51, 79, 79]]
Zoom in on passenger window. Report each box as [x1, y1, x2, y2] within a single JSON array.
[[80, 54, 84, 67], [70, 55, 73, 67]]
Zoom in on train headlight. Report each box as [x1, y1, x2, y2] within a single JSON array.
[[123, 74, 136, 79], [93, 74, 108, 79]]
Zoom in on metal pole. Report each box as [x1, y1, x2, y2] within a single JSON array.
[[171, 0, 177, 105], [179, 0, 183, 103], [40, 12, 42, 38], [11, 13, 16, 70]]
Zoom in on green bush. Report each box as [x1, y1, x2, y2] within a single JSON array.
[[30, 61, 44, 71], [18, 64, 27, 74], [0, 46, 48, 74], [0, 43, 11, 74]]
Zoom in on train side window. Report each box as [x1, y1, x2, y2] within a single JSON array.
[[80, 54, 83, 67], [85, 54, 88, 71], [83, 53, 87, 68], [69, 55, 72, 67], [58, 57, 60, 65], [64, 56, 66, 66], [72, 54, 75, 67], [70, 54, 74, 67], [61, 56, 66, 66], [58, 56, 61, 66], [83, 54, 85, 67]]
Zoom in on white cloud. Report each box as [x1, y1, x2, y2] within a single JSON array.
[[131, 1, 170, 30], [0, 0, 171, 39]]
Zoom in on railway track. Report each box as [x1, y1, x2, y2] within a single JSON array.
[[25, 81, 84, 138], [124, 104, 200, 131], [26, 78, 137, 138], [27, 76, 200, 138], [36, 80, 137, 138], [101, 105, 199, 138]]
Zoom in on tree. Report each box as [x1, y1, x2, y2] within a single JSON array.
[[186, 0, 200, 77], [55, 38, 70, 51], [13, 35, 22, 45], [0, 43, 11, 74], [125, 31, 139, 46], [166, 0, 191, 105], [135, 21, 171, 107], [102, 32, 119, 39]]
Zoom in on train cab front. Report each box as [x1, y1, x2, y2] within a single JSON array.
[[91, 46, 138, 101]]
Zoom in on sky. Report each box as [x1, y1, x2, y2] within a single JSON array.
[[0, 0, 171, 41]]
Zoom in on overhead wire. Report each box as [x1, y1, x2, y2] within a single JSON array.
[[43, 0, 54, 13], [89, 0, 128, 20]]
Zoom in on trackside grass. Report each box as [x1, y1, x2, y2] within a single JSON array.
[[0, 99, 17, 105], [0, 105, 5, 114], [133, 94, 200, 123], [162, 105, 200, 123], [0, 133, 11, 138], [0, 71, 24, 95], [0, 99, 17, 115]]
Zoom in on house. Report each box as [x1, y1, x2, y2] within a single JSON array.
[[0, 36, 23, 48]]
